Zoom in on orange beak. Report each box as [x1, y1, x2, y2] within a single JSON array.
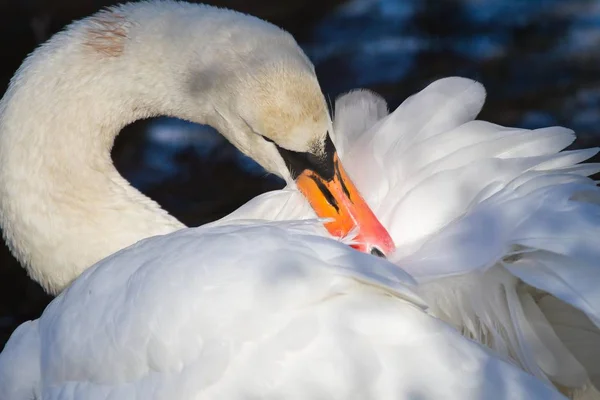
[[295, 151, 395, 257], [272, 132, 394, 257]]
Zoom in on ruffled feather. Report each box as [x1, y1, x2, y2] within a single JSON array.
[[222, 77, 600, 397], [336, 78, 600, 397]]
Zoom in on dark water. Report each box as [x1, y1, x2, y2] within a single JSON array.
[[2, 0, 600, 348], [309, 0, 600, 140]]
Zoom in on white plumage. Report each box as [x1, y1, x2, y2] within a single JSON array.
[[0, 1, 598, 399], [0, 223, 563, 399], [229, 78, 600, 397]]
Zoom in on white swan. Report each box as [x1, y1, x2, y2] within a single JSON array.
[[0, 1, 584, 399]]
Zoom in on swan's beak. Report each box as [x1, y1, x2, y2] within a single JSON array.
[[295, 152, 395, 257], [276, 135, 395, 257]]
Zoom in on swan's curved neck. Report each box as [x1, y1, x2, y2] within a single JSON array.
[[0, 2, 299, 294]]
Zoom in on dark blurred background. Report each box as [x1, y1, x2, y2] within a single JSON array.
[[1, 0, 600, 350]]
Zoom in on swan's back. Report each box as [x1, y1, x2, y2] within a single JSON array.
[[0, 223, 562, 399]]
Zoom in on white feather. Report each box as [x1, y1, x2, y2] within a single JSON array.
[[222, 76, 600, 396], [340, 78, 600, 395], [0, 224, 562, 399]]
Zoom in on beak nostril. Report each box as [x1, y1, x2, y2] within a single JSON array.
[[370, 247, 386, 258]]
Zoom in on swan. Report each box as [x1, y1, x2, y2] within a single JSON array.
[[0, 1, 583, 399]]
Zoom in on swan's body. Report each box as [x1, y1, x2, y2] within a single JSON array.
[[0, 1, 597, 399], [1, 223, 565, 399]]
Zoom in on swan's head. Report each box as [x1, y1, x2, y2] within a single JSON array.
[[203, 63, 395, 256]]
